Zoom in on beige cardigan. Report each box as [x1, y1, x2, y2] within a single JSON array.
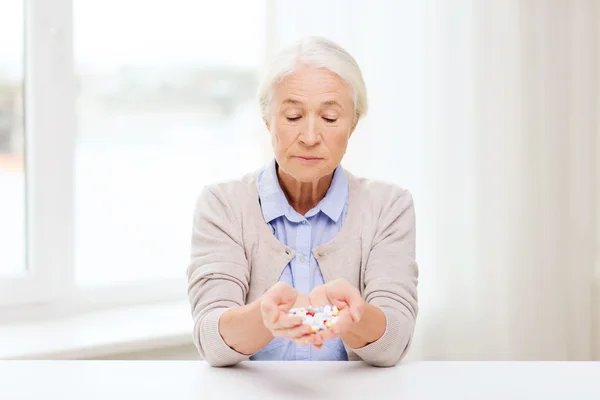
[[186, 168, 419, 367]]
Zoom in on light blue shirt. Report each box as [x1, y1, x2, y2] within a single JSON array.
[[250, 159, 349, 361]]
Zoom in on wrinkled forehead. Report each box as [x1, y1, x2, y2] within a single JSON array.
[[271, 67, 354, 111]]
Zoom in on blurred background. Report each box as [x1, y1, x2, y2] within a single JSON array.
[[0, 0, 598, 362]]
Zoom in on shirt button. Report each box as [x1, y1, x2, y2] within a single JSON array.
[[299, 255, 305, 263], [301, 220, 307, 225]]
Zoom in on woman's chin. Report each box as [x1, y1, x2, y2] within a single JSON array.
[[289, 171, 323, 184]]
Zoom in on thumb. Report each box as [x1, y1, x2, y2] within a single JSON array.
[[349, 305, 362, 323], [261, 299, 279, 324]]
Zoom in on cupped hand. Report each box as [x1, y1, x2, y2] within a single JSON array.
[[308, 278, 365, 348], [260, 282, 315, 345]]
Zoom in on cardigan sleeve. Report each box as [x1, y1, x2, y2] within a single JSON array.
[[350, 188, 419, 367], [186, 185, 252, 367]]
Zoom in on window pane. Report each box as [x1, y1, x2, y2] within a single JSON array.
[[74, 1, 269, 285], [0, 1, 25, 276]]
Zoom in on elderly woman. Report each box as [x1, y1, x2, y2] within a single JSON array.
[[187, 36, 418, 367]]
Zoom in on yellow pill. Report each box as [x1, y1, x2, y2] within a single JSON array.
[[311, 326, 318, 333], [325, 321, 332, 329], [333, 309, 339, 316]]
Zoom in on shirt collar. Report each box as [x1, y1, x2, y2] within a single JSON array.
[[257, 158, 348, 223], [315, 163, 348, 222], [257, 159, 289, 223]]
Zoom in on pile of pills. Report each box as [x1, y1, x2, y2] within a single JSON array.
[[288, 305, 339, 333]]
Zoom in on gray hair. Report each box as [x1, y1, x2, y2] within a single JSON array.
[[257, 36, 368, 124]]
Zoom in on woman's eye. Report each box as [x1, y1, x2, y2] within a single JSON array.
[[323, 117, 337, 123], [286, 116, 301, 122]]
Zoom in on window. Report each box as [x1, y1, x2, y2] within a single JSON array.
[[0, 1, 25, 277], [0, 1, 269, 310], [73, 0, 269, 286]]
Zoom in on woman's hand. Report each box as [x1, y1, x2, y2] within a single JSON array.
[[260, 282, 314, 345], [308, 278, 366, 348]]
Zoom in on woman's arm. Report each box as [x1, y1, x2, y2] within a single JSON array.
[[217, 296, 273, 356], [349, 188, 419, 367], [187, 187, 312, 365], [187, 186, 259, 367], [340, 302, 386, 348]]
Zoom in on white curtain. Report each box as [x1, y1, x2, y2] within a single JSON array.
[[268, 0, 599, 361]]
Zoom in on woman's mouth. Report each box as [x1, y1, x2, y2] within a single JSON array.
[[296, 156, 322, 161]]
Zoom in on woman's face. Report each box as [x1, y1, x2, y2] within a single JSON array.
[[266, 65, 356, 183]]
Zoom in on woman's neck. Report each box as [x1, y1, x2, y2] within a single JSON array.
[[276, 165, 333, 215]]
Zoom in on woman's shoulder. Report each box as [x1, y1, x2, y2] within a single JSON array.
[[203, 169, 260, 199], [344, 171, 416, 237], [341, 171, 416, 241], [346, 171, 414, 210], [194, 169, 261, 216]]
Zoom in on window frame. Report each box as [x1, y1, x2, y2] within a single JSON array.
[[0, 0, 75, 308], [0, 0, 192, 313]]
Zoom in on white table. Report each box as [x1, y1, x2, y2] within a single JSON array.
[[1, 360, 599, 399]]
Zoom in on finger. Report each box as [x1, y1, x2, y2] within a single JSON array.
[[312, 334, 324, 346], [294, 292, 311, 308], [292, 335, 315, 347], [260, 300, 280, 325], [316, 328, 337, 342], [349, 305, 362, 323], [274, 314, 303, 329], [333, 306, 353, 329], [309, 287, 337, 309], [265, 315, 301, 332], [309, 293, 330, 308], [331, 300, 363, 324], [312, 310, 352, 340], [334, 284, 364, 311], [273, 282, 298, 311], [292, 333, 318, 346], [273, 323, 312, 339], [267, 282, 299, 312], [272, 282, 296, 302]]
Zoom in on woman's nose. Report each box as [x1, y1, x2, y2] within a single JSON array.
[[300, 117, 320, 146]]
